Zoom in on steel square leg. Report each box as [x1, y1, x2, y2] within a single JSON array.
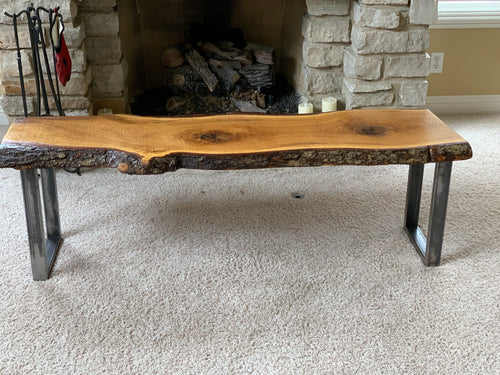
[[40, 169, 61, 241], [405, 162, 453, 266], [20, 169, 62, 280]]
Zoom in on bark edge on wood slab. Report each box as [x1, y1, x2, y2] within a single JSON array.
[[0, 110, 473, 175]]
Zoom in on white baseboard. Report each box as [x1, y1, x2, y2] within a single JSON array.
[[426, 95, 500, 115]]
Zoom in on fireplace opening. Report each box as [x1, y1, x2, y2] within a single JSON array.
[[118, 0, 306, 116], [129, 29, 301, 116]]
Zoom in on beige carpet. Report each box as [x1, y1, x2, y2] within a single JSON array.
[[0, 114, 498, 374]]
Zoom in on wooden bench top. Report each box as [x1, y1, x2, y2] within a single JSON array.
[[0, 109, 472, 174]]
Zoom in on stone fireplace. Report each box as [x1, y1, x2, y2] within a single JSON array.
[[0, 0, 437, 121]]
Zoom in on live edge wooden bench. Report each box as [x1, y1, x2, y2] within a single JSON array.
[[0, 109, 472, 280]]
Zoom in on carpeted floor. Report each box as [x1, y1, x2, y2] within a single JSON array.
[[0, 114, 498, 374]]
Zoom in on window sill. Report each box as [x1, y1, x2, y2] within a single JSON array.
[[431, 1, 500, 29]]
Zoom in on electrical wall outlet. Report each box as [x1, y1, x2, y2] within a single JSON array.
[[430, 52, 444, 74]]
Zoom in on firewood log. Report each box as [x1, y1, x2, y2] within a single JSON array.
[[185, 49, 218, 92], [240, 64, 273, 90], [231, 98, 266, 113], [164, 65, 206, 92], [161, 44, 185, 68], [202, 42, 240, 60], [208, 59, 241, 90], [245, 43, 275, 65]]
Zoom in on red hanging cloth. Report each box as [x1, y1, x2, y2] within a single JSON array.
[[51, 8, 71, 86]]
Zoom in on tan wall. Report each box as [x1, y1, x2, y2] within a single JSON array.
[[427, 28, 500, 96]]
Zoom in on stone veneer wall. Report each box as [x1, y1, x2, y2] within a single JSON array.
[[301, 0, 437, 110], [0, 0, 438, 121]]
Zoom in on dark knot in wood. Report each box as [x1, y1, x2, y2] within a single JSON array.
[[356, 125, 387, 136], [195, 130, 236, 143]]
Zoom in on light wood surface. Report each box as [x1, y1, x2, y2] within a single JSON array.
[[0, 109, 472, 174]]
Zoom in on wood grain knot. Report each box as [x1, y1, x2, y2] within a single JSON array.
[[355, 125, 387, 136], [195, 130, 237, 143]]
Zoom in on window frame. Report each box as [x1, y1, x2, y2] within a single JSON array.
[[431, 1, 500, 29]]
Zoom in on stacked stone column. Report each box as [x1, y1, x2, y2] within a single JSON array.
[[0, 0, 90, 120], [301, 0, 351, 110], [342, 0, 436, 109], [79, 0, 128, 114]]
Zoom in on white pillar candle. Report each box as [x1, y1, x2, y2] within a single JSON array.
[[298, 102, 313, 114], [322, 97, 337, 112]]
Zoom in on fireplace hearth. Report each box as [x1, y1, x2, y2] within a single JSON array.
[[0, 0, 438, 121]]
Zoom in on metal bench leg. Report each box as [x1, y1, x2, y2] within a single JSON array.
[[20, 169, 62, 280], [405, 162, 453, 266]]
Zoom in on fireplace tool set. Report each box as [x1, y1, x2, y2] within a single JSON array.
[[4, 5, 78, 173]]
